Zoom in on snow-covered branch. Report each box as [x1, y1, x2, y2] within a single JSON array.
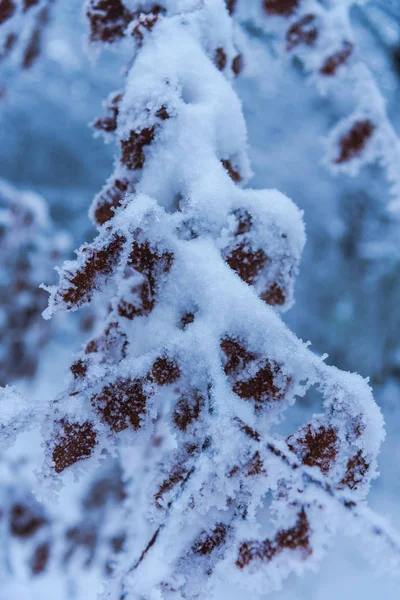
[[235, 0, 400, 212]]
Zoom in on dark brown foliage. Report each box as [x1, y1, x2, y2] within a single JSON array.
[[237, 538, 275, 567], [85, 338, 101, 355], [24, 0, 40, 12], [334, 119, 375, 164], [91, 377, 150, 432], [286, 14, 318, 51], [22, 6, 48, 69], [0, 0, 15, 25], [236, 508, 311, 568], [0, 32, 17, 61], [234, 209, 252, 235], [129, 240, 170, 276], [65, 525, 97, 566], [121, 127, 155, 170], [202, 436, 212, 451], [225, 0, 237, 15], [83, 470, 126, 510], [0, 191, 59, 384], [94, 92, 122, 133], [118, 280, 154, 320], [232, 54, 243, 76], [155, 465, 188, 508], [23, 27, 41, 69], [31, 542, 50, 575], [263, 0, 299, 17], [340, 450, 369, 490], [234, 417, 261, 442], [132, 6, 164, 45], [215, 47, 227, 71], [227, 464, 240, 478], [61, 234, 126, 308], [221, 339, 290, 409], [4, 341, 36, 382], [266, 443, 284, 460], [0, 284, 46, 385], [52, 420, 97, 473], [275, 508, 310, 552], [152, 356, 180, 385], [262, 282, 286, 306], [173, 390, 203, 431], [245, 451, 265, 476], [155, 105, 170, 120], [233, 360, 287, 407], [193, 523, 229, 555], [185, 442, 199, 455], [226, 243, 268, 285], [180, 311, 195, 329], [71, 359, 88, 379], [80, 313, 96, 333], [87, 0, 133, 43], [111, 534, 126, 554], [10, 503, 46, 538], [129, 239, 173, 291], [287, 425, 338, 474], [94, 179, 129, 226], [85, 322, 128, 362], [221, 159, 242, 183], [222, 338, 289, 406], [220, 337, 257, 376], [320, 41, 353, 76]]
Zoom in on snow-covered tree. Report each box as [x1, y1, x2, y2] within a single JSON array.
[[18, 1, 398, 598], [1, 1, 400, 599]]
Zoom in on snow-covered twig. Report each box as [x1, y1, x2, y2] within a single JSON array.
[[235, 0, 400, 213]]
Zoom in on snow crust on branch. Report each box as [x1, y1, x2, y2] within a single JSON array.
[[0, 386, 34, 450]]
